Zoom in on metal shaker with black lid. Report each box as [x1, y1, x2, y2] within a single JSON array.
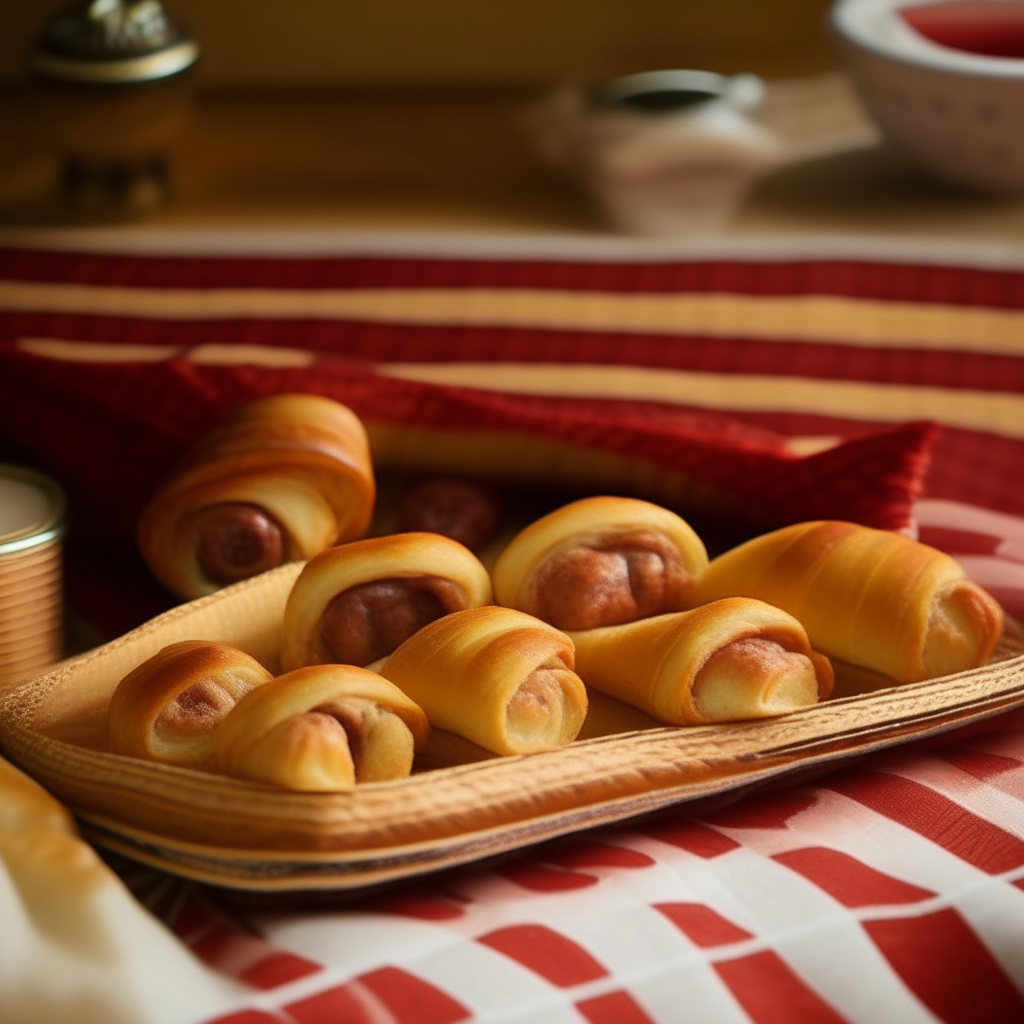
[[32, 1, 200, 215]]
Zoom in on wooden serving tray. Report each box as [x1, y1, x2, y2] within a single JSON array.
[[2, 562, 1023, 893]]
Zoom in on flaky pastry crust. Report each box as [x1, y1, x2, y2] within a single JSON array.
[[281, 531, 493, 670], [491, 496, 708, 630], [137, 394, 375, 599], [689, 520, 1004, 683], [381, 605, 588, 755], [107, 641, 272, 770], [568, 597, 833, 725], [215, 664, 430, 791]]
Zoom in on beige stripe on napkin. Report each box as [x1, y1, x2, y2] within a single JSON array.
[[5, 281, 1024, 353], [379, 362, 1024, 440]]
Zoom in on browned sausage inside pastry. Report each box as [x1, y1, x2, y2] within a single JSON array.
[[215, 665, 430, 790], [107, 641, 273, 769], [137, 394, 376, 599], [397, 477, 503, 553], [380, 605, 588, 755], [689, 520, 1004, 684], [491, 496, 708, 631], [568, 598, 833, 725], [281, 532, 493, 670]]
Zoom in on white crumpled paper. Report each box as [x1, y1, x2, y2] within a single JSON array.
[[0, 756, 242, 1024]]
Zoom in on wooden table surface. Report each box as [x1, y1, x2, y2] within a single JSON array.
[[2, 74, 1024, 243]]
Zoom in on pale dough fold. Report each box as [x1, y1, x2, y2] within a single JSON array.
[[216, 664, 430, 790], [381, 605, 588, 755], [568, 597, 833, 725], [689, 520, 1004, 684]]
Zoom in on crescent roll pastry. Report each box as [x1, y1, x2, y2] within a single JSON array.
[[491, 496, 708, 631], [281, 532, 493, 670], [138, 394, 375, 599], [568, 598, 833, 725], [215, 665, 430, 790], [381, 605, 588, 755], [108, 641, 272, 770], [689, 520, 1004, 684]]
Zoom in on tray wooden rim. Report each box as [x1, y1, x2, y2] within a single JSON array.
[[72, 686, 1024, 892]]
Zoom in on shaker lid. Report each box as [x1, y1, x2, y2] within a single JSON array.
[[33, 0, 199, 85]]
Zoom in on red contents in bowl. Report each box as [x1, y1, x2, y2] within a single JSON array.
[[901, 1, 1024, 58]]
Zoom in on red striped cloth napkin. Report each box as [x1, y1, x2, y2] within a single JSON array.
[[2, 233, 1024, 1023], [1, 235, 1023, 517]]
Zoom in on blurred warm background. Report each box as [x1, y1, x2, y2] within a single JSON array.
[[0, 1, 836, 84], [4, 0, 1022, 236], [0, 0, 870, 230]]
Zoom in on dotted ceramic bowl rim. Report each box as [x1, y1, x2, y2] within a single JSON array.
[[832, 0, 1024, 80]]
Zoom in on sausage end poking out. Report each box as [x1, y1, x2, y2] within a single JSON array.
[[318, 578, 461, 666], [505, 660, 582, 750], [194, 502, 285, 585], [315, 698, 417, 783], [231, 699, 416, 790], [153, 678, 246, 745], [534, 531, 690, 630], [691, 636, 825, 721]]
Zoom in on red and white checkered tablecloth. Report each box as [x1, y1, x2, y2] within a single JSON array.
[[2, 230, 1024, 1023]]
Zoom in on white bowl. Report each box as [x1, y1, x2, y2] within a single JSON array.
[[832, 0, 1024, 194]]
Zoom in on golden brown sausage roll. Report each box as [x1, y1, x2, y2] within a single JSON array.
[[568, 598, 833, 725], [108, 641, 273, 769], [491, 496, 708, 631], [138, 394, 375, 599], [381, 605, 588, 755], [281, 532, 493, 670], [689, 520, 1004, 684], [215, 665, 429, 790]]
